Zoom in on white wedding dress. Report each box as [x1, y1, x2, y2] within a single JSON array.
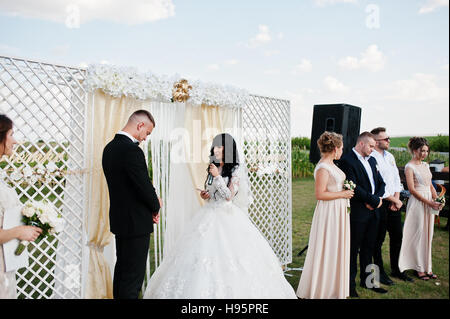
[[143, 165, 297, 299]]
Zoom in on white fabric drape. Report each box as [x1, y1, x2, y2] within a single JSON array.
[[160, 104, 244, 257]]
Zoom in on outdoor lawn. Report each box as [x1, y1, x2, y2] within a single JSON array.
[[285, 177, 449, 299]]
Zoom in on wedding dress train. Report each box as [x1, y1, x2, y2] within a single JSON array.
[[143, 166, 297, 299]]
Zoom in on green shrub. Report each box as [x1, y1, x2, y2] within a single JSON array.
[[291, 147, 315, 178], [291, 137, 311, 150], [429, 135, 449, 153]]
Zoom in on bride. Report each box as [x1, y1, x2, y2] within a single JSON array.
[[143, 133, 296, 299]]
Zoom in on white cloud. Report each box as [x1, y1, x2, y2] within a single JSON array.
[[51, 44, 70, 57], [338, 44, 386, 72], [390, 73, 449, 102], [264, 68, 281, 75], [419, 0, 449, 14], [314, 0, 358, 6], [286, 88, 317, 103], [248, 25, 272, 48], [0, 44, 21, 56], [207, 64, 220, 71], [0, 0, 175, 25], [324, 76, 350, 93], [225, 59, 239, 65], [292, 59, 313, 74], [264, 50, 280, 57]]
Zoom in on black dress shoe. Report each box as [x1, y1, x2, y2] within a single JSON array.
[[379, 274, 395, 286], [350, 288, 359, 298], [360, 283, 388, 294], [391, 272, 414, 282]]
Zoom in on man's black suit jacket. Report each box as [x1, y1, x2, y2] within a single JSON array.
[[338, 150, 386, 221], [102, 134, 160, 237]]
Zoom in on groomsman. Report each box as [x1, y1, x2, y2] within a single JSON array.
[[370, 127, 413, 283], [338, 132, 387, 297]]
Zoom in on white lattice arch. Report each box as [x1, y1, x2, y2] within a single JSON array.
[[0, 55, 87, 298], [1, 54, 292, 298]]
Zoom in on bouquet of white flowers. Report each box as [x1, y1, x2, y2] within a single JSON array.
[[15, 201, 65, 255], [343, 179, 356, 213]]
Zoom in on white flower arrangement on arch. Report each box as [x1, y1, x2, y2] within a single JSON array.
[[84, 64, 250, 108]]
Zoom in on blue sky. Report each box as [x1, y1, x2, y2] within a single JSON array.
[[0, 0, 448, 137]]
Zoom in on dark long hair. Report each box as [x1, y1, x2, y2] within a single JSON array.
[[206, 133, 239, 186], [0, 114, 13, 153]]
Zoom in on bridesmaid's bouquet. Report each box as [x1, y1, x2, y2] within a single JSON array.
[[343, 179, 356, 213], [431, 185, 446, 215], [15, 201, 65, 255]]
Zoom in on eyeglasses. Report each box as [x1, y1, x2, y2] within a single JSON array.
[[376, 137, 390, 142]]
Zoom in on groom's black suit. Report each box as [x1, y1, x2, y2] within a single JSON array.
[[102, 134, 160, 299], [338, 150, 385, 291]]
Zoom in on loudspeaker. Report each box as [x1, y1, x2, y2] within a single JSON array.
[[309, 104, 362, 164]]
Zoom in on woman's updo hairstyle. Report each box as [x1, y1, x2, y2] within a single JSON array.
[[317, 131, 343, 154], [407, 137, 429, 153]]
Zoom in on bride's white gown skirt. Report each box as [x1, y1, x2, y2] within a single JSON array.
[[143, 201, 297, 299]]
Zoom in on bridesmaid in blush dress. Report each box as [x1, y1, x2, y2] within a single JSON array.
[[398, 137, 442, 280], [296, 132, 354, 299]]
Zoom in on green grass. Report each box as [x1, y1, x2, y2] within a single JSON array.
[[285, 178, 449, 299]]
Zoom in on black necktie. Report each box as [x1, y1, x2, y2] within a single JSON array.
[[134, 141, 140, 145]]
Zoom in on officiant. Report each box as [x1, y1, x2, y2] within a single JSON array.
[[0, 114, 42, 299]]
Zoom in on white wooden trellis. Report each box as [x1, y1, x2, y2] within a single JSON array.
[[243, 95, 292, 266], [1, 54, 292, 298], [0, 55, 87, 299]]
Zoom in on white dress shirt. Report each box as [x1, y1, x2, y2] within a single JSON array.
[[371, 149, 402, 199], [353, 148, 375, 194], [117, 130, 139, 144]]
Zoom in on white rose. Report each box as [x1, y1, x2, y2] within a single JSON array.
[[46, 161, 58, 173], [22, 166, 33, 178], [22, 205, 36, 218], [38, 210, 51, 225]]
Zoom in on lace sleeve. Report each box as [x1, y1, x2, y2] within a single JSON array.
[[212, 167, 240, 201]]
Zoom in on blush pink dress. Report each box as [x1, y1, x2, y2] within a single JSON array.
[[398, 162, 435, 274], [296, 162, 350, 299]]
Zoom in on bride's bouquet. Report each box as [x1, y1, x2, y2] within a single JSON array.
[[15, 200, 65, 255], [431, 185, 446, 215], [343, 179, 356, 213]]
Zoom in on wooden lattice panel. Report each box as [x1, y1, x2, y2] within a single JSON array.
[[0, 55, 87, 298]]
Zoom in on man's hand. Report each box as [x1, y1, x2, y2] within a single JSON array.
[[377, 197, 383, 209], [365, 203, 375, 211], [389, 203, 398, 211], [390, 198, 403, 211], [153, 212, 160, 224]]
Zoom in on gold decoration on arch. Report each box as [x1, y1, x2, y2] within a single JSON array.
[[172, 79, 192, 102]]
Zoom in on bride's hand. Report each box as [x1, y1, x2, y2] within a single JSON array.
[[200, 190, 210, 200], [209, 164, 219, 177]]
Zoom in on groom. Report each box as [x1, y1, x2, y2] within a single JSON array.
[[102, 110, 161, 299], [338, 131, 386, 297]]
